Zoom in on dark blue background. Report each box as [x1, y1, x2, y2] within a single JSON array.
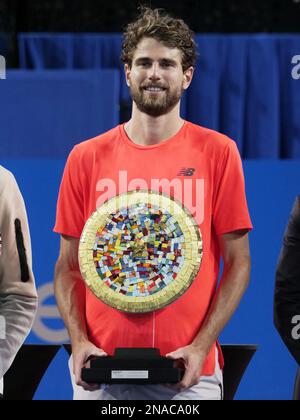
[[16, 33, 300, 159]]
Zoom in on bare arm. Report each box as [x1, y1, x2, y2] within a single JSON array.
[[192, 230, 251, 353], [167, 230, 251, 389], [54, 235, 107, 390], [54, 236, 88, 344]]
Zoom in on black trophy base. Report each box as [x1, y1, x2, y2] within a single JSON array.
[[82, 348, 184, 384]]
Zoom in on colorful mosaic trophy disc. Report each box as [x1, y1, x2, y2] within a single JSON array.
[[79, 190, 203, 313]]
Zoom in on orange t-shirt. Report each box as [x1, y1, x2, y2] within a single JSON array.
[[54, 121, 252, 376]]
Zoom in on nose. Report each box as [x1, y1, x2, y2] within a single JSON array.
[[149, 63, 161, 81]]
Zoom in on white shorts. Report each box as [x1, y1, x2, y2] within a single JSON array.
[[69, 349, 223, 401]]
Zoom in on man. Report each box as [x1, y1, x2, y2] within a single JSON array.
[[274, 197, 300, 367], [0, 166, 38, 398], [54, 7, 252, 400]]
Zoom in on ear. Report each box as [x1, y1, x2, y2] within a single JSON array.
[[183, 67, 194, 90], [125, 64, 131, 87]]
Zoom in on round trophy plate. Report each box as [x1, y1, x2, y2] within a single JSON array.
[[79, 190, 203, 313]]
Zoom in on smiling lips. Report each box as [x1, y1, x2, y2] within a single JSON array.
[[142, 85, 167, 92]]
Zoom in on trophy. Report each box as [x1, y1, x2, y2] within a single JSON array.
[[79, 190, 202, 384]]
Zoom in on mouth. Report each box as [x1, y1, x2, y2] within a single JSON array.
[[142, 86, 167, 93]]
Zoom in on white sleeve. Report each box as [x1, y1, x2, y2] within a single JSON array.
[[0, 167, 38, 381]]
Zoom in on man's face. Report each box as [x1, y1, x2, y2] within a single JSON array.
[[125, 37, 194, 117]]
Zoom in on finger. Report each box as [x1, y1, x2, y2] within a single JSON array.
[[179, 368, 196, 389], [81, 381, 100, 392], [85, 349, 107, 361], [84, 349, 107, 363], [74, 356, 86, 384], [174, 359, 185, 369], [86, 346, 107, 358], [77, 349, 107, 389], [92, 349, 108, 358], [166, 349, 184, 360], [180, 375, 198, 390]]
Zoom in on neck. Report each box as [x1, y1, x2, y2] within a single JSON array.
[[124, 103, 184, 146]]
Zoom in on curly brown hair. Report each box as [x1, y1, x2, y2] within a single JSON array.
[[121, 6, 197, 72]]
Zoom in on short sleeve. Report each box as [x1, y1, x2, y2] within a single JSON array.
[[213, 141, 253, 235], [54, 146, 85, 238]]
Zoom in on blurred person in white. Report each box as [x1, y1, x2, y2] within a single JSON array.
[[0, 166, 37, 398]]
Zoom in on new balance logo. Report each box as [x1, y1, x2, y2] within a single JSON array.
[[177, 168, 196, 176]]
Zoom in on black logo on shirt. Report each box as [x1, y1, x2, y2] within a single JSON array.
[[177, 168, 196, 176]]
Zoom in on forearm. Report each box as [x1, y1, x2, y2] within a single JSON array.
[[54, 267, 88, 346], [192, 256, 251, 355], [54, 259, 107, 390], [0, 294, 37, 379]]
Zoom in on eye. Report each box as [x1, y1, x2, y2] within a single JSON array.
[[161, 62, 174, 69], [139, 62, 151, 68]]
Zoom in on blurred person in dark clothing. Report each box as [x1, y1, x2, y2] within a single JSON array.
[[274, 196, 300, 366]]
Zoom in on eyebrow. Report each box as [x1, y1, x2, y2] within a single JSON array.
[[134, 57, 178, 66]]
